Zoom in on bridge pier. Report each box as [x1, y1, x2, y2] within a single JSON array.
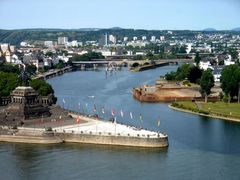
[[93, 64, 98, 70], [81, 64, 86, 70]]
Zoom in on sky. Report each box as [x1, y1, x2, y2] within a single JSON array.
[[0, 0, 239, 30]]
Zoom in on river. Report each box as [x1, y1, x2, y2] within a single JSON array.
[[1, 66, 240, 180]]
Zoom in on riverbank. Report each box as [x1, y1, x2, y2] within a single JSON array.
[[131, 62, 170, 72], [133, 80, 219, 102], [169, 101, 240, 123]]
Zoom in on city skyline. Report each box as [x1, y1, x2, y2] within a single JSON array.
[[0, 0, 240, 30]]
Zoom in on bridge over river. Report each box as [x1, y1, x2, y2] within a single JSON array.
[[72, 59, 193, 69]]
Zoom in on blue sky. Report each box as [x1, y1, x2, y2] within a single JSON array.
[[0, 0, 239, 30]]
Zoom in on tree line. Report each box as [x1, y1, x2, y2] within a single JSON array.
[[165, 64, 240, 102], [0, 63, 54, 97]]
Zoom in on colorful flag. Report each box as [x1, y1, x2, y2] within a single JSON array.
[[93, 104, 97, 113], [101, 107, 105, 114], [157, 118, 160, 127], [111, 109, 116, 116], [120, 109, 124, 118], [76, 116, 80, 124], [130, 112, 133, 120]]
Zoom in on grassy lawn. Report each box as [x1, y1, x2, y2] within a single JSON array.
[[172, 101, 240, 119]]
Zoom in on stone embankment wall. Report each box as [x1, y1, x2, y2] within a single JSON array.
[[0, 127, 168, 148], [132, 88, 159, 102], [133, 88, 218, 102], [0, 127, 62, 144], [56, 132, 169, 148]]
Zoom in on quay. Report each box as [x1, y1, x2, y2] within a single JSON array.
[[0, 106, 168, 148], [32, 66, 73, 80]]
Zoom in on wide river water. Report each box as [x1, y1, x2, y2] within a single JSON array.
[[1, 66, 240, 180]]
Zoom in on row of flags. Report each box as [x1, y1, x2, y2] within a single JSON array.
[[63, 99, 161, 127]]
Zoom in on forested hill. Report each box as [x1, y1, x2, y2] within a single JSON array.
[[0, 28, 199, 45], [1, 28, 239, 46]]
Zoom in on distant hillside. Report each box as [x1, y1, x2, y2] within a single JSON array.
[[203, 28, 217, 32], [0, 28, 200, 46], [232, 27, 240, 31]]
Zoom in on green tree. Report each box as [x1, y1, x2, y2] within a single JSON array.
[[30, 79, 54, 96], [179, 46, 187, 53], [71, 52, 105, 61], [165, 64, 191, 81], [0, 63, 20, 74], [26, 64, 37, 75], [175, 64, 191, 80], [55, 60, 65, 69], [228, 48, 239, 64], [0, 72, 18, 96], [200, 69, 214, 103], [220, 65, 240, 102], [45, 51, 53, 57], [188, 66, 202, 83], [194, 52, 201, 66]]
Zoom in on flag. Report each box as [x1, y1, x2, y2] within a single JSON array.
[[93, 104, 97, 113], [157, 118, 160, 127], [101, 107, 105, 114], [140, 114, 143, 122], [62, 99, 66, 104], [76, 116, 80, 124], [130, 112, 133, 120], [111, 109, 116, 116], [120, 109, 124, 118]]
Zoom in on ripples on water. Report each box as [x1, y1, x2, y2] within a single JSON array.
[[1, 66, 240, 180]]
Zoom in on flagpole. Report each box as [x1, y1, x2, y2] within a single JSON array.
[[114, 116, 117, 136]]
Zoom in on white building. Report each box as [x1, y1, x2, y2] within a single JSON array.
[[142, 36, 147, 41], [96, 49, 115, 56], [126, 41, 147, 47], [186, 43, 192, 54], [20, 41, 31, 47], [0, 43, 10, 54], [58, 37, 68, 45], [199, 61, 211, 70], [109, 35, 117, 44], [123, 37, 128, 42], [44, 41, 53, 47], [160, 36, 165, 41], [133, 36, 138, 41], [150, 36, 156, 42], [224, 55, 235, 65]]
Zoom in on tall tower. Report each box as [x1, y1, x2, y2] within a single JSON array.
[[105, 33, 108, 46]]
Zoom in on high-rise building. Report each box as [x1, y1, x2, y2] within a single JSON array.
[[142, 36, 147, 41], [99, 33, 108, 46], [44, 41, 53, 47], [58, 37, 68, 45], [109, 35, 117, 44], [123, 37, 128, 42], [133, 36, 138, 41], [160, 36, 165, 41], [150, 36, 156, 42]]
